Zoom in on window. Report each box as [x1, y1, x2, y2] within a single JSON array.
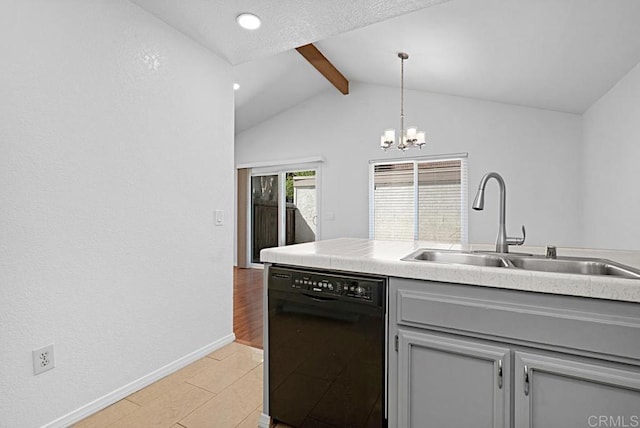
[[369, 155, 468, 243]]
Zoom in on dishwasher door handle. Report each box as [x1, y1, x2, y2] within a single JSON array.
[[301, 292, 338, 302]]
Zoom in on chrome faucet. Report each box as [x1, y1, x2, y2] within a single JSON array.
[[472, 172, 526, 253]]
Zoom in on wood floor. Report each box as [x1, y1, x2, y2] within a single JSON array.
[[233, 267, 264, 349]]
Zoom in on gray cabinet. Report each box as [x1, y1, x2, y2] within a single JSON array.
[[389, 277, 640, 428], [514, 351, 640, 428], [396, 329, 510, 428]]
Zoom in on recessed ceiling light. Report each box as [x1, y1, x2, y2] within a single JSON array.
[[236, 13, 261, 30], [233, 83, 240, 90]]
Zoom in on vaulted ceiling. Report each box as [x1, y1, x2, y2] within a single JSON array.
[[131, 0, 640, 133], [129, 0, 449, 64]]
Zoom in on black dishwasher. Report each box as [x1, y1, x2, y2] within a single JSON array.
[[267, 265, 387, 428]]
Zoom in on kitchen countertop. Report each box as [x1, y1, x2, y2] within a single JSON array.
[[260, 238, 640, 303]]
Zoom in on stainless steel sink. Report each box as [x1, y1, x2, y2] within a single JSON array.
[[472, 250, 533, 257], [402, 250, 509, 267], [403, 249, 640, 279], [506, 256, 640, 279]]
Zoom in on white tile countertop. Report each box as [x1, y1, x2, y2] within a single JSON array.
[[260, 238, 640, 303]]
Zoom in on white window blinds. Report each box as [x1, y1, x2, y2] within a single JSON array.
[[373, 163, 415, 241], [370, 155, 468, 243]]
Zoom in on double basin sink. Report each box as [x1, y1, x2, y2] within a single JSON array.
[[402, 249, 640, 280]]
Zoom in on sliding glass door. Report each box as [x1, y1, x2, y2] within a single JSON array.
[[250, 169, 317, 264], [285, 171, 317, 246], [251, 174, 279, 264]]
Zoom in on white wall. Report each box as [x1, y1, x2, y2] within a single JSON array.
[[0, 1, 234, 426], [582, 62, 640, 251], [236, 82, 583, 247]]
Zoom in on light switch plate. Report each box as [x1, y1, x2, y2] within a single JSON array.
[[323, 212, 335, 221], [215, 210, 224, 226]]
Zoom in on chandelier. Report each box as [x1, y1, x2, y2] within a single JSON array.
[[380, 52, 426, 151]]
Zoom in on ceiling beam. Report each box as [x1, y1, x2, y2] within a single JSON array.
[[296, 43, 349, 95]]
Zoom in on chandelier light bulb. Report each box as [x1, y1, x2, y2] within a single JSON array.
[[381, 129, 395, 149]]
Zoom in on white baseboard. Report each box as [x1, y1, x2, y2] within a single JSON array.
[[258, 412, 272, 428], [42, 333, 236, 428]]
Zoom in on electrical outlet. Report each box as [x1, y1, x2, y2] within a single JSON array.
[[33, 344, 55, 375]]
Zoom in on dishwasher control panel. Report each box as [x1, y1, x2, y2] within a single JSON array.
[[270, 267, 385, 304], [293, 274, 373, 300]]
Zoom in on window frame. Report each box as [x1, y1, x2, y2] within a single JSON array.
[[369, 153, 468, 243]]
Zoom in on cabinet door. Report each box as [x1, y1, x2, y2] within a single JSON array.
[[397, 329, 510, 428], [514, 351, 640, 428]]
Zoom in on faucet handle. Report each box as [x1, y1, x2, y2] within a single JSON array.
[[506, 225, 526, 246], [546, 245, 557, 259]]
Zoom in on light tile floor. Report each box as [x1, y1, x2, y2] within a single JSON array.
[[74, 342, 266, 428]]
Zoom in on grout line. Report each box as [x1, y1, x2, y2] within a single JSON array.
[[233, 408, 260, 428], [123, 398, 141, 408], [178, 358, 220, 384], [206, 350, 240, 361], [226, 362, 263, 395], [175, 387, 218, 427], [177, 359, 262, 427], [77, 338, 256, 426], [205, 354, 225, 361], [184, 380, 221, 396]]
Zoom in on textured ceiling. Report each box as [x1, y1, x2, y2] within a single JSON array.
[[130, 0, 640, 132], [317, 0, 640, 114], [232, 0, 640, 132], [129, 0, 450, 65]]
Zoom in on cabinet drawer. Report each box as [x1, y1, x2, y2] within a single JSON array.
[[393, 278, 640, 362]]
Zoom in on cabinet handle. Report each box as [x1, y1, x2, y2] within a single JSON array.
[[524, 365, 530, 396], [497, 359, 503, 389]]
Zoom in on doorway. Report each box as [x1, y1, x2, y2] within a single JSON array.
[[250, 169, 317, 264], [236, 161, 321, 268], [234, 161, 321, 348]]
